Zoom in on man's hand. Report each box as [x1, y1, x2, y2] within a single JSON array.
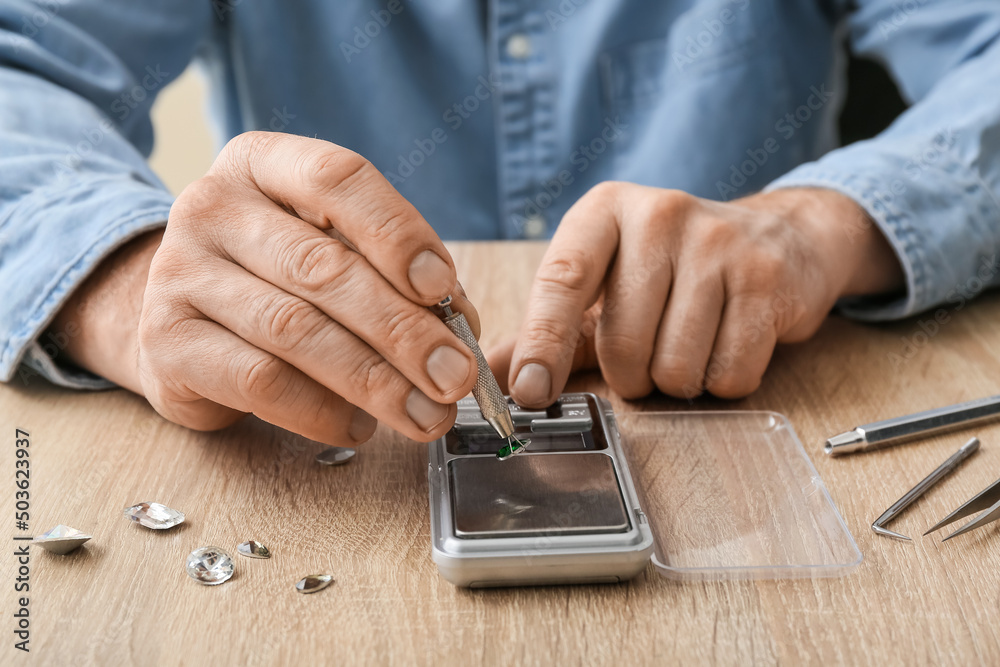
[[52, 132, 482, 445], [499, 183, 904, 406]]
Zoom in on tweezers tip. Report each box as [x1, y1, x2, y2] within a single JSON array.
[[941, 520, 980, 542], [872, 525, 911, 541], [923, 521, 947, 536]]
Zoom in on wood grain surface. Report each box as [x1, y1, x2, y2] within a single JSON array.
[[3, 241, 1000, 666]]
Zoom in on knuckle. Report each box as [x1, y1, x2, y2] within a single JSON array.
[[535, 248, 592, 294], [527, 317, 566, 346], [303, 393, 352, 442], [694, 216, 738, 250], [650, 353, 704, 396], [706, 371, 760, 399], [258, 294, 324, 354], [382, 308, 432, 353], [146, 246, 193, 291], [135, 310, 163, 352], [649, 188, 695, 223], [610, 378, 653, 401], [136, 300, 188, 355], [234, 354, 288, 402], [223, 130, 274, 160], [596, 330, 647, 368], [281, 236, 354, 293], [348, 353, 402, 403], [524, 316, 580, 365], [165, 401, 242, 432], [735, 251, 786, 293], [585, 180, 625, 204], [171, 174, 227, 223], [217, 130, 278, 176], [302, 146, 372, 195], [364, 205, 416, 246]]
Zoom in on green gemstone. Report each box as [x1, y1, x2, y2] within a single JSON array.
[[496, 437, 530, 461]]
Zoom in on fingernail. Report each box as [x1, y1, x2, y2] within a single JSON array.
[[408, 250, 454, 300], [406, 388, 449, 432], [427, 345, 473, 395], [512, 363, 552, 406], [348, 408, 377, 443]]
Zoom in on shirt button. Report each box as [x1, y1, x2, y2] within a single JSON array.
[[523, 215, 546, 239], [506, 33, 532, 59]]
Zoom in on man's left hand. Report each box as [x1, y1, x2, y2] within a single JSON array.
[[491, 183, 904, 405]]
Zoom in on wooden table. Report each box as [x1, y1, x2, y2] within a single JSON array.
[[4, 241, 1000, 665]]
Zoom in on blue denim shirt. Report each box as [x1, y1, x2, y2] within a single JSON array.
[[1, 0, 999, 388]]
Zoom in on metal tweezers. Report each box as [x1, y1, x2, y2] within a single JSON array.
[[925, 475, 1000, 541], [872, 437, 979, 541]]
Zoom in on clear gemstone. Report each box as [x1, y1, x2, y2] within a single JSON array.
[[32, 524, 92, 555], [123, 502, 185, 530], [315, 447, 356, 466], [295, 574, 334, 594], [237, 540, 271, 559], [185, 547, 234, 585]]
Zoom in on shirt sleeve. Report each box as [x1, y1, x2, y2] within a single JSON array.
[[0, 0, 212, 386], [765, 0, 1000, 321]]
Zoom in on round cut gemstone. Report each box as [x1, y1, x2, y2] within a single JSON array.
[[33, 525, 92, 555], [186, 547, 234, 585]]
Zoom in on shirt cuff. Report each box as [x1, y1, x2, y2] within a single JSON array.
[[764, 163, 927, 322], [1, 179, 172, 386], [16, 341, 115, 390]]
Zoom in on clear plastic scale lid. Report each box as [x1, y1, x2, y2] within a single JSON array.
[[615, 411, 861, 580]]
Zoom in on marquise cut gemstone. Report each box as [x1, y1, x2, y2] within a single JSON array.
[[123, 502, 185, 530], [295, 574, 334, 594]]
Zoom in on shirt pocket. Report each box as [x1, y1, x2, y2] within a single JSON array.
[[600, 0, 780, 113], [597, 0, 788, 161]]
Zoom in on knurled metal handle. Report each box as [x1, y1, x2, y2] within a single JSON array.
[[443, 312, 507, 423]]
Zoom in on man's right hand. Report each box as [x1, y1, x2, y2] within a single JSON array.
[[57, 132, 481, 445]]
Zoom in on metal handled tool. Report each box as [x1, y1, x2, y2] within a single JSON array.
[[434, 296, 515, 441], [871, 437, 980, 540], [825, 394, 1000, 456]]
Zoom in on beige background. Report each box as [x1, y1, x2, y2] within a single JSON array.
[[148, 67, 215, 196]]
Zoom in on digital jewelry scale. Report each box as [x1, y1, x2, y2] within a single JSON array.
[[428, 393, 862, 587], [428, 393, 654, 587]]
